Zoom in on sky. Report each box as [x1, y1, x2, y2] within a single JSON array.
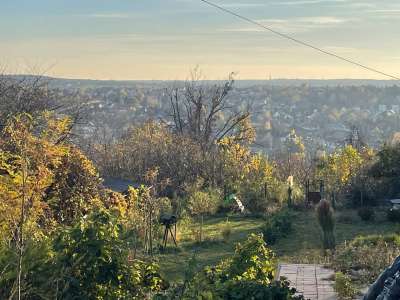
[[1, 0, 400, 80]]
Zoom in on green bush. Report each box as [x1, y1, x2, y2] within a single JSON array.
[[332, 234, 400, 284], [239, 178, 283, 214], [351, 234, 400, 247], [54, 210, 166, 299], [187, 189, 221, 217], [167, 233, 304, 300], [221, 218, 232, 243], [334, 272, 358, 300], [187, 188, 221, 242], [0, 238, 55, 299], [358, 207, 375, 221], [0, 210, 166, 299], [388, 208, 400, 222], [262, 209, 294, 245]]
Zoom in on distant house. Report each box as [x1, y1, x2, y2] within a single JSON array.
[[389, 199, 400, 210], [389, 132, 400, 146], [378, 104, 387, 113], [102, 177, 140, 194]]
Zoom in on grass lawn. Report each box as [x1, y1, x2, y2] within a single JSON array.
[[158, 208, 398, 283], [274, 209, 398, 264], [157, 215, 264, 282]]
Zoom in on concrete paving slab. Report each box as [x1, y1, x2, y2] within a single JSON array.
[[277, 264, 337, 300]]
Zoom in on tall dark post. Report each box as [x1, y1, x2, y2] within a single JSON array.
[[174, 222, 177, 243], [360, 189, 364, 207], [288, 185, 293, 208], [306, 179, 310, 206], [361, 175, 366, 207], [264, 182, 268, 199], [224, 184, 227, 200], [319, 180, 325, 200]]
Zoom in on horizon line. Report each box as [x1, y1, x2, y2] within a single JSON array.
[[4, 73, 400, 82]]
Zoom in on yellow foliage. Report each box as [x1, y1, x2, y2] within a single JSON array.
[[317, 145, 364, 191], [219, 137, 274, 191], [0, 112, 101, 242]]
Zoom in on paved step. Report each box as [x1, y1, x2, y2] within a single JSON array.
[[277, 264, 337, 300]]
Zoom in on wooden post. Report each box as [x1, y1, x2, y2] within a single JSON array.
[[149, 208, 153, 256], [288, 186, 293, 208], [163, 227, 168, 249]]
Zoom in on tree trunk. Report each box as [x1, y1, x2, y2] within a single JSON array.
[[17, 147, 28, 300], [200, 215, 203, 243]]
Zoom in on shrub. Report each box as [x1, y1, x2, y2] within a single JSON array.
[[240, 184, 269, 213], [187, 190, 220, 217], [190, 227, 202, 243], [54, 210, 166, 299], [262, 209, 294, 245], [336, 212, 355, 224], [387, 208, 400, 222], [334, 272, 358, 300], [332, 234, 400, 284], [316, 200, 335, 250], [239, 178, 283, 214], [187, 189, 221, 242], [351, 234, 400, 247], [0, 210, 167, 299], [221, 218, 232, 243], [358, 207, 375, 221], [173, 233, 304, 300], [0, 238, 55, 299]]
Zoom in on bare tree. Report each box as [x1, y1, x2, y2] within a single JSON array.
[[0, 74, 52, 123], [0, 72, 85, 135], [168, 69, 251, 150]]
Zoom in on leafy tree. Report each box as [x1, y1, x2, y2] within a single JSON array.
[[316, 145, 364, 205], [284, 129, 305, 155], [219, 137, 278, 212], [275, 129, 315, 206], [0, 113, 71, 298], [124, 184, 173, 255], [0, 112, 106, 298], [44, 146, 102, 224], [0, 113, 69, 242], [370, 143, 400, 198], [0, 112, 104, 240], [93, 121, 204, 195], [187, 187, 220, 242]]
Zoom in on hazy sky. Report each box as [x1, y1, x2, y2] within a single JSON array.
[[1, 0, 400, 80]]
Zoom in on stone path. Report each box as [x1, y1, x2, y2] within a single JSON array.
[[277, 264, 336, 300]]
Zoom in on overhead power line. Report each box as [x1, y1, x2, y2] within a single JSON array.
[[199, 0, 400, 81]]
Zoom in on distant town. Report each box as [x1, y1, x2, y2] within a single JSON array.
[[45, 77, 400, 155]]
